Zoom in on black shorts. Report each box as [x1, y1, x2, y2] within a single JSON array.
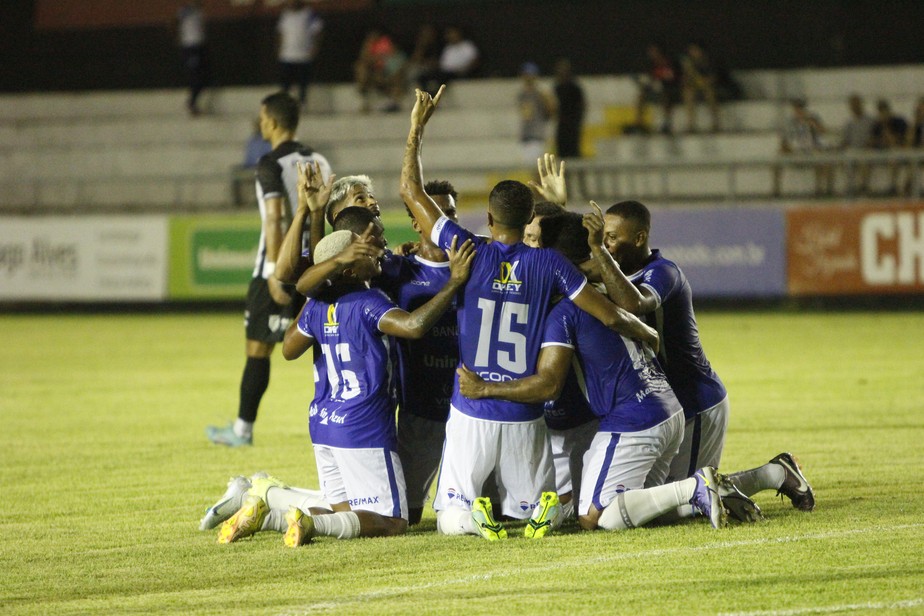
[[243, 277, 299, 343]]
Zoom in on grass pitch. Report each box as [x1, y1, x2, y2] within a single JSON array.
[[1, 310, 923, 615]]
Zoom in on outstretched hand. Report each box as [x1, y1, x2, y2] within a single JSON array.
[[298, 161, 335, 214], [446, 235, 476, 285], [410, 85, 445, 128], [456, 364, 486, 399], [528, 153, 567, 206], [583, 200, 605, 249]]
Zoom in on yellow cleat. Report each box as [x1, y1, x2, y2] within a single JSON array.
[[283, 506, 315, 548], [217, 495, 268, 544], [524, 491, 561, 539], [471, 497, 507, 541]]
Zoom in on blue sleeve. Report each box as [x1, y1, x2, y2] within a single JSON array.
[[296, 300, 315, 338], [541, 301, 576, 348], [364, 289, 400, 332], [546, 249, 588, 300], [430, 217, 481, 252], [638, 261, 682, 308]]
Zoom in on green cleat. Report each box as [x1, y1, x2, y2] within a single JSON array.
[[206, 423, 252, 447], [217, 495, 268, 544], [471, 497, 507, 541], [283, 506, 315, 548], [525, 491, 561, 538]]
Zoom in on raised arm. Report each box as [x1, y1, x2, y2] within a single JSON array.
[[584, 201, 658, 315], [528, 153, 568, 206], [378, 236, 474, 339], [276, 161, 335, 284], [571, 284, 659, 354], [294, 223, 383, 297], [400, 86, 446, 240], [457, 344, 572, 403]]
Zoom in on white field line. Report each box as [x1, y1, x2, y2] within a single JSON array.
[[274, 523, 924, 616], [720, 598, 924, 615]]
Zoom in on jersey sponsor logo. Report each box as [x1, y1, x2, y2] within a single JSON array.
[[409, 280, 431, 286], [323, 304, 339, 335], [349, 496, 381, 507], [318, 408, 347, 426], [446, 488, 472, 507], [428, 324, 458, 337], [492, 261, 523, 292], [519, 500, 532, 512], [475, 370, 514, 382], [422, 354, 456, 369]]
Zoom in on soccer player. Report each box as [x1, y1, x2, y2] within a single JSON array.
[[400, 87, 659, 540], [594, 200, 814, 510], [217, 228, 475, 545], [207, 92, 332, 447], [457, 212, 759, 531]]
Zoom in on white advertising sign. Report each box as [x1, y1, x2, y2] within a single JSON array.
[[0, 216, 168, 301]]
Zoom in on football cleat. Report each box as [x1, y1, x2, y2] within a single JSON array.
[[690, 466, 727, 529], [771, 452, 815, 511], [217, 495, 268, 544], [471, 497, 507, 541], [283, 506, 316, 548], [199, 476, 252, 531], [524, 491, 561, 539], [717, 473, 764, 523], [206, 423, 252, 447], [248, 475, 287, 501]]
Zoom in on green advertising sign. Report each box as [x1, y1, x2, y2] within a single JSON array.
[[168, 212, 421, 300]]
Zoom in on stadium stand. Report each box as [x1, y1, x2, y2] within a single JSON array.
[[0, 64, 922, 213]]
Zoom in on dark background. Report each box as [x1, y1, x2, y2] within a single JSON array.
[[1, 0, 921, 93]]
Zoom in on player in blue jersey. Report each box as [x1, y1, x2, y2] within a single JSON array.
[[400, 87, 660, 540], [597, 200, 814, 511], [217, 228, 475, 545], [457, 212, 760, 530]]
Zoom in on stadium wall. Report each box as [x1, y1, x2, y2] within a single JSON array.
[[3, 1, 924, 92], [2, 202, 922, 304]]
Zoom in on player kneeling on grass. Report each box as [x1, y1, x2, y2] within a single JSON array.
[[217, 229, 475, 546], [458, 212, 760, 531]]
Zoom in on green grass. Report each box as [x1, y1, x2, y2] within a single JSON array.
[[1, 311, 923, 615]]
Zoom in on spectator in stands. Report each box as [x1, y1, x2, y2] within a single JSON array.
[[405, 24, 441, 92], [840, 94, 875, 195], [518, 62, 556, 167], [903, 97, 924, 195], [419, 26, 478, 95], [553, 58, 586, 158], [354, 27, 407, 113], [872, 99, 909, 195], [774, 98, 832, 196], [680, 41, 720, 133], [633, 43, 680, 135], [277, 0, 324, 109], [175, 0, 209, 117]]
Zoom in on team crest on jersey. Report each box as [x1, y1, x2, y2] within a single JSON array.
[[492, 261, 523, 292], [323, 304, 339, 334]]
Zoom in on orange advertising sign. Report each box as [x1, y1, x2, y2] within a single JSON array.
[[787, 202, 924, 295]]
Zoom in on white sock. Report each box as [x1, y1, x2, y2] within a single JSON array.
[[260, 508, 288, 533], [729, 463, 785, 497], [598, 478, 696, 530], [436, 507, 478, 536], [233, 419, 253, 439], [312, 511, 361, 539], [264, 486, 330, 513]]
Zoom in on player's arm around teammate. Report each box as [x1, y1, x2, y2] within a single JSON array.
[[457, 345, 571, 405], [275, 161, 335, 284]]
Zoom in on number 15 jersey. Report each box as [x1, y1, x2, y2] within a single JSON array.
[[431, 217, 587, 423]]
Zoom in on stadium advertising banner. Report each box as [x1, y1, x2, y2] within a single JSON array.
[[649, 207, 787, 297], [787, 201, 924, 295], [0, 216, 168, 301]]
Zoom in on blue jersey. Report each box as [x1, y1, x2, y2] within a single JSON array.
[[629, 250, 727, 419], [296, 286, 399, 449], [431, 217, 587, 422], [543, 366, 597, 431], [542, 299, 682, 433], [377, 254, 458, 422]]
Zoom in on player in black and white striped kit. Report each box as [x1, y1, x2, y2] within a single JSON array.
[[207, 92, 331, 446]]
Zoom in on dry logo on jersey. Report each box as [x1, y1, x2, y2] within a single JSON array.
[[323, 304, 339, 334], [492, 260, 523, 292]]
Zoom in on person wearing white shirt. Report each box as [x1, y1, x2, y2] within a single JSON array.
[[175, 0, 209, 116], [420, 26, 478, 95], [277, 0, 324, 108]]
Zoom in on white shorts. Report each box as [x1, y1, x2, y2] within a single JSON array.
[[579, 411, 684, 516], [549, 419, 598, 498], [313, 444, 408, 520], [396, 412, 446, 509], [433, 406, 555, 520], [668, 396, 730, 481]]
